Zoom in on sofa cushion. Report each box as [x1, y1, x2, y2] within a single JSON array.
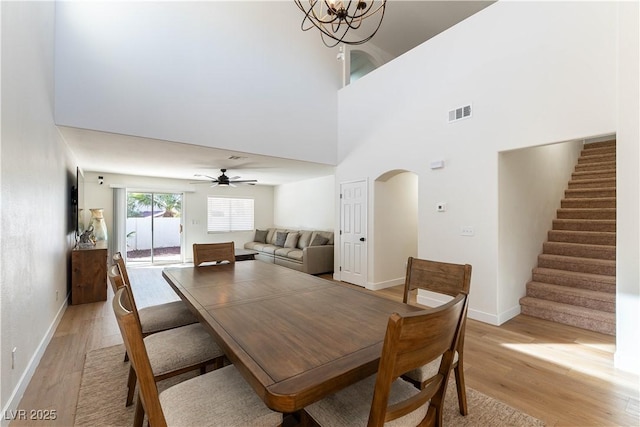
[[244, 241, 259, 250], [284, 232, 300, 248], [297, 230, 313, 249], [275, 247, 297, 257], [253, 229, 268, 243], [266, 228, 277, 244], [284, 249, 304, 261], [275, 231, 288, 247], [310, 234, 329, 246], [260, 245, 280, 255]]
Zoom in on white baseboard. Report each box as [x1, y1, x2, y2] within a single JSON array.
[[1, 296, 68, 427], [417, 294, 520, 326], [365, 277, 404, 291]]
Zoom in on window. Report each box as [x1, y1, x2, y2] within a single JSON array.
[[207, 197, 254, 232]]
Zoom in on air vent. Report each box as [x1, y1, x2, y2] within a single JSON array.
[[448, 104, 472, 123], [228, 155, 247, 160]]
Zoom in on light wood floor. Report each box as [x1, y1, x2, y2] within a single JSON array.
[[12, 264, 639, 426]]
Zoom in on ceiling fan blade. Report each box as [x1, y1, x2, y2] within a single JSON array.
[[228, 176, 241, 180], [230, 179, 258, 183], [194, 174, 219, 180]]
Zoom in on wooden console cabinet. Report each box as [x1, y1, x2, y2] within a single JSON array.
[[71, 241, 108, 305]]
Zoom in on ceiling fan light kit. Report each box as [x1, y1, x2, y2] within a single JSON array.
[[295, 0, 387, 47], [193, 169, 257, 187]]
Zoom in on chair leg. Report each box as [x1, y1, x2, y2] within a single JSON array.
[[123, 350, 129, 362], [126, 366, 137, 407], [133, 394, 145, 427], [454, 363, 468, 416]]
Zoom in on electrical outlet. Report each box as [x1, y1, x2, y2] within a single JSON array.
[[461, 226, 475, 236]]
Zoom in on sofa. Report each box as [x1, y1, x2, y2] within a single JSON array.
[[244, 228, 334, 275]]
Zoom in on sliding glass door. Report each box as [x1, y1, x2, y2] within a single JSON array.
[[126, 192, 183, 264]]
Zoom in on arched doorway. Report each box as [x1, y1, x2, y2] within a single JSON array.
[[371, 169, 418, 289]]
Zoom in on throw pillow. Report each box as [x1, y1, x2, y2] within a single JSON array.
[[310, 234, 329, 246], [254, 229, 268, 243], [284, 232, 300, 248], [275, 231, 288, 247]]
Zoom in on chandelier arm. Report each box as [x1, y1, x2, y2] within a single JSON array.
[[296, 0, 386, 47]]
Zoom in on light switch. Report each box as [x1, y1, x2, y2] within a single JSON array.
[[436, 202, 446, 212], [461, 226, 475, 236]]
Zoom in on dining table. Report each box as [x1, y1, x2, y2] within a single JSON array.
[[162, 260, 422, 413]]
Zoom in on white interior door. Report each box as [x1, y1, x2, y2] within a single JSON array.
[[340, 180, 367, 286]]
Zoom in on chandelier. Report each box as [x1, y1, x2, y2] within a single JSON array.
[[294, 0, 387, 48]]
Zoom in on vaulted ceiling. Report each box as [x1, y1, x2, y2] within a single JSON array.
[[59, 1, 493, 185]]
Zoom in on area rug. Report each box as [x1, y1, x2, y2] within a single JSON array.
[[75, 344, 545, 426]]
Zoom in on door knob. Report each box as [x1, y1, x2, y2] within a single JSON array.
[[360, 237, 366, 242]]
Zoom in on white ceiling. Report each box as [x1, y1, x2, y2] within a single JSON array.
[[60, 1, 493, 186]]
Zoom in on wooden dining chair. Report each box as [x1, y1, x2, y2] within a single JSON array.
[[193, 242, 235, 266], [112, 286, 283, 427], [108, 267, 225, 418], [401, 256, 472, 416], [303, 293, 468, 427], [112, 252, 197, 336]]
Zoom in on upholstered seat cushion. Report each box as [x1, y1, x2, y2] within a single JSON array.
[[160, 365, 282, 427], [260, 245, 280, 255], [404, 351, 459, 383], [138, 300, 197, 335], [144, 323, 224, 377], [284, 249, 303, 261], [274, 247, 296, 257], [305, 375, 428, 427]]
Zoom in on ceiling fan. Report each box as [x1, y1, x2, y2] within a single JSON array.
[[192, 169, 257, 187]]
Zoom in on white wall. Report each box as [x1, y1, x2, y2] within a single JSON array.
[[83, 172, 274, 262], [0, 1, 74, 417], [54, 1, 340, 165], [498, 140, 583, 321], [615, 0, 640, 374], [336, 2, 618, 325], [372, 171, 418, 289], [273, 175, 335, 231]]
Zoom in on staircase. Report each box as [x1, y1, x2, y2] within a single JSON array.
[[520, 139, 616, 335]]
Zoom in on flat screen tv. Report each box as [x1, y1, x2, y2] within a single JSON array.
[[71, 166, 86, 239]]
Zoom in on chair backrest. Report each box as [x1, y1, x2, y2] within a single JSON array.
[[108, 265, 143, 332], [112, 287, 168, 427], [403, 257, 472, 302], [107, 264, 125, 293], [368, 293, 468, 426], [193, 242, 235, 266], [113, 252, 131, 286]]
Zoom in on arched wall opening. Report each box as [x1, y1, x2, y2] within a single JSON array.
[[350, 50, 378, 83], [371, 169, 418, 289]]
